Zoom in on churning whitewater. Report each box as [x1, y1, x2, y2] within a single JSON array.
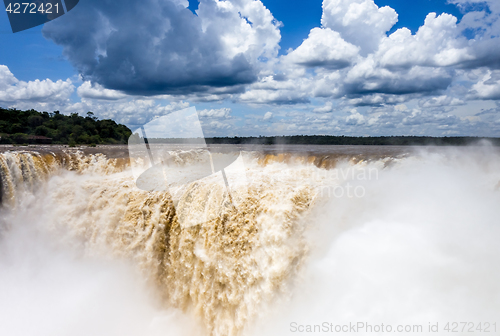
[[0, 145, 499, 336]]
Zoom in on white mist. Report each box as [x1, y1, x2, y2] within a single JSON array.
[[252, 146, 500, 335]]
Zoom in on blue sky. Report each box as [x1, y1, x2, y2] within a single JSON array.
[[1, 0, 500, 136]]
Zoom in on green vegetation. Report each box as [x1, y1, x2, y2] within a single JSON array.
[[0, 108, 132, 145]]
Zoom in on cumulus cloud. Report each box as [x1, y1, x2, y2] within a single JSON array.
[[200, 119, 233, 136], [244, 0, 500, 110], [198, 107, 231, 118], [285, 28, 359, 69], [0, 65, 199, 130], [67, 98, 190, 127], [469, 70, 500, 100], [0, 65, 17, 90], [6, 0, 500, 136], [376, 13, 472, 68], [321, 0, 398, 54], [239, 75, 312, 104], [77, 81, 127, 100], [207, 120, 231, 129], [345, 94, 411, 107], [313, 102, 334, 113], [0, 65, 74, 104], [241, 1, 468, 106], [418, 95, 465, 108], [42, 0, 281, 96], [263, 111, 273, 121], [344, 60, 454, 95], [345, 110, 365, 126]]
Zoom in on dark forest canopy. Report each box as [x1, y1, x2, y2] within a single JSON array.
[[0, 107, 131, 145]]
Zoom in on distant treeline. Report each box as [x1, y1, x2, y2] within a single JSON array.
[[0, 107, 132, 145], [2, 107, 498, 147], [145, 135, 500, 146]]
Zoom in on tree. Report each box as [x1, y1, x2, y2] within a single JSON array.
[[0, 107, 132, 144], [35, 125, 49, 136], [28, 115, 44, 127]]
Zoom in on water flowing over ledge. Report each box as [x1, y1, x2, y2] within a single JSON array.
[[1, 145, 500, 336]]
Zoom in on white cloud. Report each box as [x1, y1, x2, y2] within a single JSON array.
[[5, 0, 500, 137], [43, 0, 281, 96], [198, 108, 231, 118], [209, 120, 231, 129], [241, 0, 500, 110], [77, 81, 127, 100], [321, 0, 398, 54], [69, 99, 190, 126], [377, 13, 472, 68], [207, 0, 281, 62], [345, 110, 365, 125], [418, 95, 466, 108], [449, 0, 500, 14], [345, 94, 411, 106], [285, 28, 359, 69], [0, 65, 18, 90], [469, 70, 500, 100], [0, 65, 74, 104], [313, 102, 334, 113], [343, 59, 453, 96], [240, 1, 470, 106], [239, 75, 312, 104]]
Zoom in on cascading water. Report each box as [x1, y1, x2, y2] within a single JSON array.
[[0, 148, 324, 336], [1, 145, 499, 336]]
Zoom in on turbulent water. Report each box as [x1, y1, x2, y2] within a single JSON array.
[[0, 145, 499, 336]]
